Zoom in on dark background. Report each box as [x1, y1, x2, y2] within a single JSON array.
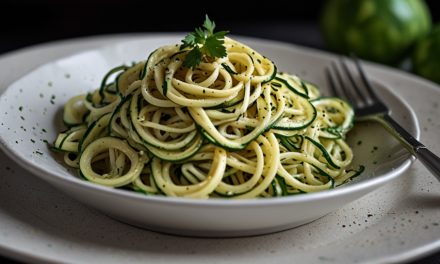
[[1, 0, 439, 55], [1, 1, 439, 263]]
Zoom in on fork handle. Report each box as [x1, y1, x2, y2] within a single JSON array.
[[381, 114, 440, 181], [416, 148, 440, 181]]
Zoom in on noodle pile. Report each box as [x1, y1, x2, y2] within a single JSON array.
[[53, 37, 361, 199]]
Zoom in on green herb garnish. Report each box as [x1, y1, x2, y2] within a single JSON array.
[[180, 15, 229, 69]]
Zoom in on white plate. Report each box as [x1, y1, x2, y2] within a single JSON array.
[[0, 34, 439, 263]]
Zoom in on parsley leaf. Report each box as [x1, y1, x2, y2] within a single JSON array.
[[203, 31, 228, 58], [180, 15, 229, 69], [183, 47, 203, 69], [181, 33, 197, 49], [203, 16, 216, 35]]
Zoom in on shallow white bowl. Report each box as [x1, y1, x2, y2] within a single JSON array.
[[0, 36, 419, 237]]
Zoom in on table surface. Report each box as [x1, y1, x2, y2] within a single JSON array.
[[0, 23, 439, 263]]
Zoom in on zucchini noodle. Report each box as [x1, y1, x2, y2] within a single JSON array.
[[52, 37, 363, 199]]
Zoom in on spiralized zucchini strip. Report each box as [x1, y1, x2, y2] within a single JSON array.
[[53, 36, 359, 198], [130, 90, 197, 150], [133, 166, 159, 194], [79, 137, 146, 187], [233, 133, 280, 199], [214, 141, 264, 195], [151, 146, 227, 198]]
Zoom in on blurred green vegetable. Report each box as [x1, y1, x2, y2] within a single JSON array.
[[412, 24, 440, 84], [321, 0, 432, 65]]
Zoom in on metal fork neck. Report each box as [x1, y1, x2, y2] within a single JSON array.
[[380, 114, 425, 154]]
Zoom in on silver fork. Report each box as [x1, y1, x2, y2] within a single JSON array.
[[326, 56, 440, 181]]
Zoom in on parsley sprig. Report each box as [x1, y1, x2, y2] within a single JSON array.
[[180, 15, 229, 69]]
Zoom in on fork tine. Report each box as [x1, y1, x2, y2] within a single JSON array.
[[329, 61, 357, 103], [351, 55, 381, 102], [339, 57, 369, 104], [325, 68, 339, 97]]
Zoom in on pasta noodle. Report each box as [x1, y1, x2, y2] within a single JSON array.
[[53, 37, 362, 199]]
